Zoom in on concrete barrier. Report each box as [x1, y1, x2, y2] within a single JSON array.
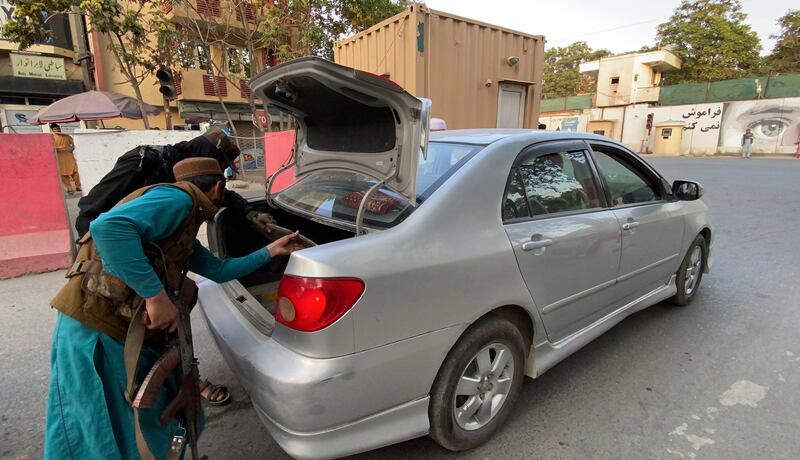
[[72, 129, 197, 194], [265, 130, 297, 193], [0, 134, 73, 278]]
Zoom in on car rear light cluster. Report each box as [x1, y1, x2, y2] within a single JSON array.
[[275, 275, 365, 332]]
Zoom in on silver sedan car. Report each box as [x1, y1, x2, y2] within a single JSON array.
[[198, 58, 712, 459]]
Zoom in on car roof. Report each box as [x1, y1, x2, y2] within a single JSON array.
[[430, 129, 616, 146]]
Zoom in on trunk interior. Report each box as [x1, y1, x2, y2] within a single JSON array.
[[210, 199, 354, 316]]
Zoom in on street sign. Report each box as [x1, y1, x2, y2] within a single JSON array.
[[253, 109, 269, 129]]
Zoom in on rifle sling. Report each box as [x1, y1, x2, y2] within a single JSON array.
[[124, 300, 158, 460], [123, 298, 189, 460]]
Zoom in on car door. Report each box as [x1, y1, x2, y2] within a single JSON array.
[[588, 142, 685, 300], [503, 141, 623, 342]]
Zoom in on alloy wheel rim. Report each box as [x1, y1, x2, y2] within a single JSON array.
[[684, 246, 703, 296], [453, 342, 515, 431]]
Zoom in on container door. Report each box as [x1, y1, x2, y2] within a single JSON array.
[[497, 83, 526, 128]]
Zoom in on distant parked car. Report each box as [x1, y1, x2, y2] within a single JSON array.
[[198, 57, 713, 459]]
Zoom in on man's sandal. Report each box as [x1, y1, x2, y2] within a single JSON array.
[[199, 379, 232, 406]]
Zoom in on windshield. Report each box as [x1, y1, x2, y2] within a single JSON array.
[[274, 142, 484, 229]]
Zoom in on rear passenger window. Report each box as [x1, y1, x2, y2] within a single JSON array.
[[517, 151, 602, 216], [503, 169, 530, 220], [592, 150, 658, 205]]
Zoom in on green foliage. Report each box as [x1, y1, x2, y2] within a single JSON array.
[[768, 9, 800, 74], [4, 0, 178, 79], [543, 41, 611, 99], [260, 0, 406, 62], [3, 0, 178, 126], [339, 0, 405, 33], [656, 0, 763, 84]]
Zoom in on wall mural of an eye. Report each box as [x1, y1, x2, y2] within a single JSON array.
[[720, 100, 800, 149], [748, 118, 788, 139]]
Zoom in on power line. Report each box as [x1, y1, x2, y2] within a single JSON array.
[[557, 17, 668, 41]]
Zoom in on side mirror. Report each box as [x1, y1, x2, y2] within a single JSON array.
[[672, 180, 703, 201]]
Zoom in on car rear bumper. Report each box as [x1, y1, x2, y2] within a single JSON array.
[[197, 278, 460, 459]]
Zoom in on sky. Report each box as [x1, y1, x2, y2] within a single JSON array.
[[424, 0, 794, 55]]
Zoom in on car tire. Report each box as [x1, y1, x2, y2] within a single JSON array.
[[669, 234, 707, 306], [429, 315, 526, 451]]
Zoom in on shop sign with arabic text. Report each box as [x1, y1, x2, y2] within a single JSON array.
[[11, 53, 66, 80]]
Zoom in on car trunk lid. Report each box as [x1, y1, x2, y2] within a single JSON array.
[[250, 56, 431, 204]]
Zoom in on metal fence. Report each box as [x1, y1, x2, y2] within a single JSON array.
[[540, 94, 593, 113], [659, 73, 800, 106]]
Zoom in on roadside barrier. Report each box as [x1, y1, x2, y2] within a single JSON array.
[[0, 134, 73, 278], [265, 130, 297, 192]]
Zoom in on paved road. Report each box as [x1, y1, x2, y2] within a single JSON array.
[[2, 157, 799, 459]]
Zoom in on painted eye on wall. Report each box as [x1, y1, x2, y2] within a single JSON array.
[[747, 118, 788, 139]]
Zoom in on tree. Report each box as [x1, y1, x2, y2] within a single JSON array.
[[3, 0, 178, 128], [655, 0, 763, 84], [339, 0, 406, 33], [260, 0, 406, 62], [542, 42, 611, 99], [768, 9, 800, 74]]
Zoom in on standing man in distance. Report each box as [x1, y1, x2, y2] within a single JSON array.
[[741, 128, 754, 159], [50, 123, 82, 194]]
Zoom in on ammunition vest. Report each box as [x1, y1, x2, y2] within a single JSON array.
[[51, 182, 218, 341]]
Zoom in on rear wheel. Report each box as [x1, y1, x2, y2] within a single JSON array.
[[429, 315, 526, 451], [670, 234, 707, 306]]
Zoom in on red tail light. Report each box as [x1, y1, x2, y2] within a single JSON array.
[[275, 275, 365, 332]]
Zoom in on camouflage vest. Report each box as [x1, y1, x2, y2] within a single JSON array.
[[51, 182, 218, 341]]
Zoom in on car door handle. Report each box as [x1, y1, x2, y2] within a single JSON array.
[[522, 238, 553, 251], [622, 221, 640, 231]]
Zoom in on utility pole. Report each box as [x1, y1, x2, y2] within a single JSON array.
[[70, 7, 94, 92]]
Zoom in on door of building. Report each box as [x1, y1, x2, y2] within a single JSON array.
[[497, 83, 526, 128]]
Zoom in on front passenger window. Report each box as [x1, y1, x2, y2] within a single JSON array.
[[592, 150, 658, 205]]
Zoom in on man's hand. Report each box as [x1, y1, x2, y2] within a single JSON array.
[[247, 211, 276, 234], [267, 231, 307, 258], [143, 290, 179, 332]]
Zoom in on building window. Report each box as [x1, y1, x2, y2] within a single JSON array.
[[235, 3, 256, 23], [634, 74, 639, 82], [610, 77, 620, 85], [263, 48, 277, 70], [179, 41, 211, 72], [196, 0, 221, 17], [202, 75, 228, 96], [226, 46, 251, 77]]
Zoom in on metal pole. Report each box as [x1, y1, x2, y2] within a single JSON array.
[[70, 7, 94, 91], [162, 94, 173, 130]]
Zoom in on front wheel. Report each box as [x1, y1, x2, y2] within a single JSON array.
[[670, 234, 707, 306], [429, 315, 526, 451]]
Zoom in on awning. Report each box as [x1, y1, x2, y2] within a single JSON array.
[[0, 76, 84, 96]]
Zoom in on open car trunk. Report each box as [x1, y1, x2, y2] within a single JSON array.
[[207, 200, 354, 334]]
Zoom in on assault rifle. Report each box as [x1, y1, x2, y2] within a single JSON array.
[[132, 282, 201, 460]]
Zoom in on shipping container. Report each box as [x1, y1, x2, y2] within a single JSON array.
[[334, 4, 544, 130]]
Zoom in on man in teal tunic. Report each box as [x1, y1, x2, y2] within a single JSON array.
[[45, 158, 304, 459]]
